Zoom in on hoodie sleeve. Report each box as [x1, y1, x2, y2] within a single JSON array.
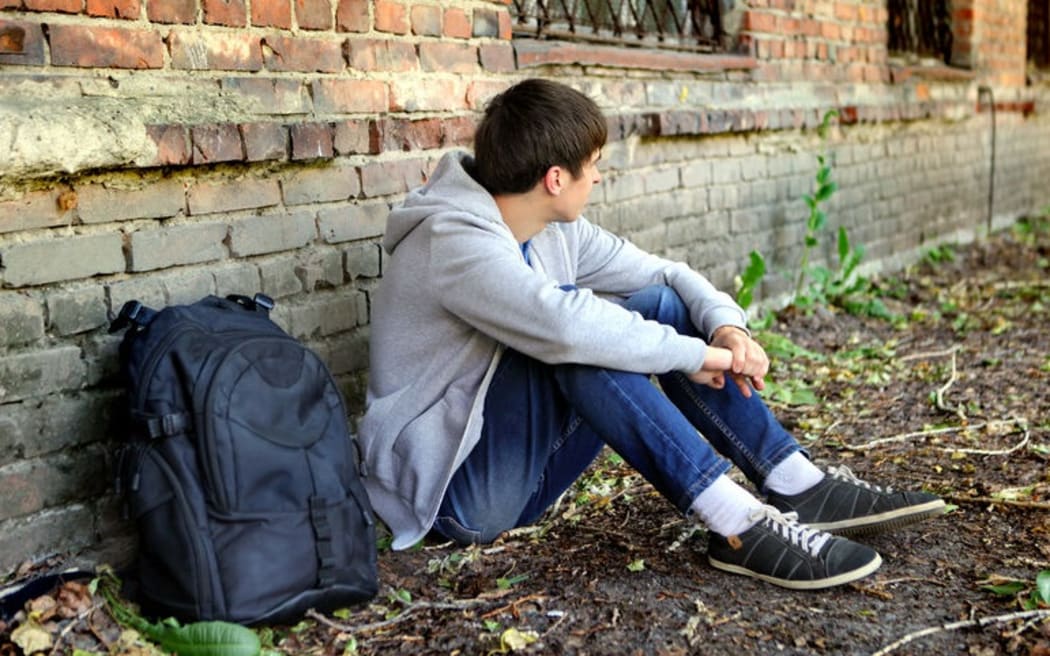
[[428, 212, 708, 375], [572, 218, 749, 338]]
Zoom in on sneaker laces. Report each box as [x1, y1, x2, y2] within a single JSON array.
[[748, 505, 831, 557], [827, 465, 893, 493]]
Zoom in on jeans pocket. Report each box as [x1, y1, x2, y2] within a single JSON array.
[[433, 515, 484, 545]]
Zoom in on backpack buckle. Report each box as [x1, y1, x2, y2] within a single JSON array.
[[109, 300, 156, 333]]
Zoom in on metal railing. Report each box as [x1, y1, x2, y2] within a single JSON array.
[[510, 0, 724, 53], [1029, 0, 1050, 68], [886, 0, 953, 63]]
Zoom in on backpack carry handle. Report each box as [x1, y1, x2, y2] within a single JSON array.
[[108, 300, 158, 334], [226, 293, 276, 314]]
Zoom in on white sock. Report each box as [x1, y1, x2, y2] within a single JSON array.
[[690, 475, 764, 537], [765, 451, 825, 496]]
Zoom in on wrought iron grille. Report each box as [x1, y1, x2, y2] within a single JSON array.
[[510, 0, 724, 53], [1029, 0, 1050, 68], [886, 0, 953, 63]]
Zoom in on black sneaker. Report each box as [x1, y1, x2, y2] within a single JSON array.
[[707, 506, 882, 590], [766, 465, 946, 536]]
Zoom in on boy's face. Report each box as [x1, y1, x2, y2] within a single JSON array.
[[553, 150, 602, 222]]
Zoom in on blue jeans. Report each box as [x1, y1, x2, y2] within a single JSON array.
[[433, 285, 802, 545]]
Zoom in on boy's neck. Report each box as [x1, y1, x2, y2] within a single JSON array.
[[493, 190, 553, 244]]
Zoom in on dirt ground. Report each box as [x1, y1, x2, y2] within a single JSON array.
[[2, 219, 1049, 655]]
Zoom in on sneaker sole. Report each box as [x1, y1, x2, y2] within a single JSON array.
[[805, 499, 947, 536], [708, 552, 883, 590]]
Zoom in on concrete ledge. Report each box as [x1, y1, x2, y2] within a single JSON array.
[[514, 39, 758, 72]]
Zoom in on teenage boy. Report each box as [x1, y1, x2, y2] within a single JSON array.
[[358, 78, 944, 589]]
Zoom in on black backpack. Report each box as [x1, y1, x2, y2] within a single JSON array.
[[110, 293, 378, 625]]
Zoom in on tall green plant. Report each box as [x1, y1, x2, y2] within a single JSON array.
[[794, 110, 839, 303]]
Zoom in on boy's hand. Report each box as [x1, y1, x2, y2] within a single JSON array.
[[710, 326, 769, 398], [686, 345, 732, 389]]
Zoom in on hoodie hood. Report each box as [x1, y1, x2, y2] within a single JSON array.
[[383, 151, 504, 254]]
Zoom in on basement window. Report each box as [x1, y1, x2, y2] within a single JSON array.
[[886, 0, 953, 64], [509, 0, 727, 53]]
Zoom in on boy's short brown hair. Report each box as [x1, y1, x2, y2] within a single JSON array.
[[472, 78, 608, 195]]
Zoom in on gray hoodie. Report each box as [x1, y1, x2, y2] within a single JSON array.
[[358, 152, 747, 549]]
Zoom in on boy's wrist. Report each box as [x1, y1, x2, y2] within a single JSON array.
[[710, 324, 748, 341]]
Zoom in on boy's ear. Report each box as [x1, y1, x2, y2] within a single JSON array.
[[542, 165, 564, 196]]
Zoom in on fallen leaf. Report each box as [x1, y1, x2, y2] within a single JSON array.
[[499, 627, 539, 652], [11, 621, 53, 654]]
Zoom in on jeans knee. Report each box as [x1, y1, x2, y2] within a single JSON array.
[[625, 285, 690, 328]]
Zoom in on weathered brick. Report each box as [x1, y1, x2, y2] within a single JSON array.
[[644, 168, 680, 194], [410, 3, 440, 35], [82, 332, 120, 387], [0, 20, 45, 66], [443, 7, 470, 38], [374, 0, 407, 33], [370, 117, 442, 151], [479, 42, 514, 72], [143, 125, 191, 166], [497, 7, 511, 39], [129, 221, 229, 271], [358, 161, 407, 198], [0, 186, 76, 235], [333, 120, 372, 155], [0, 448, 108, 522], [295, 0, 331, 30], [282, 164, 360, 205], [252, 0, 290, 27], [1, 234, 124, 287], [203, 0, 246, 26], [277, 297, 324, 338], [262, 34, 344, 72], [442, 115, 475, 147], [77, 178, 185, 224], [318, 293, 358, 334], [345, 37, 417, 71], [211, 261, 261, 297], [187, 177, 281, 215], [345, 241, 381, 279], [23, 0, 80, 12], [294, 249, 344, 290], [419, 41, 477, 73], [240, 123, 288, 161], [465, 79, 505, 110], [191, 124, 244, 164], [223, 77, 311, 114], [0, 293, 45, 346], [0, 505, 96, 575], [1, 392, 114, 462], [46, 285, 107, 336], [335, 0, 368, 31], [86, 0, 139, 19], [158, 268, 215, 305], [228, 211, 317, 256], [257, 254, 304, 297], [390, 77, 466, 111], [0, 346, 84, 403], [312, 79, 388, 113], [48, 25, 165, 69], [147, 0, 195, 23], [318, 202, 387, 242], [681, 161, 712, 187], [107, 276, 165, 314], [290, 122, 335, 160], [473, 7, 498, 37], [168, 29, 262, 71]]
